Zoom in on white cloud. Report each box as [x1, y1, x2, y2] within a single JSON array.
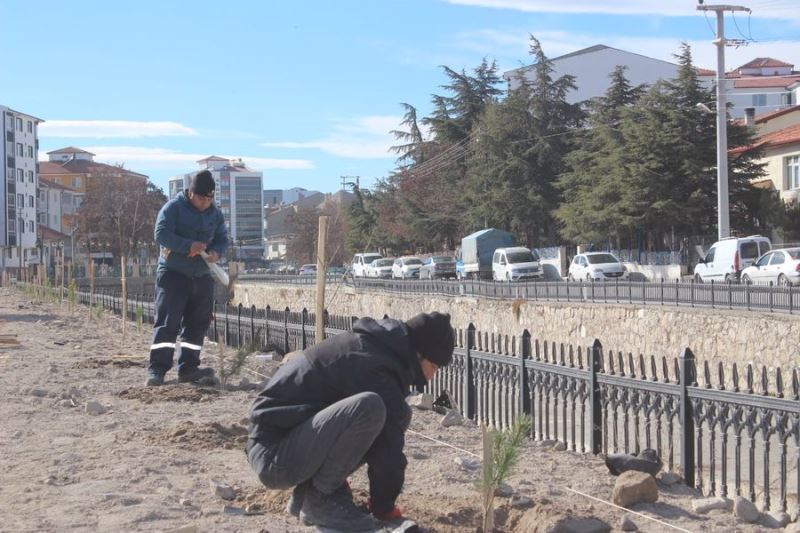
[[443, 0, 800, 20], [39, 146, 314, 171], [40, 120, 198, 138], [262, 115, 403, 159]]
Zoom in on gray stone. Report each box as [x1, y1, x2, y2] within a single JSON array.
[[692, 497, 732, 514], [611, 471, 658, 508], [163, 526, 199, 533], [509, 494, 534, 509], [409, 451, 429, 460], [494, 482, 513, 497], [759, 510, 790, 528], [407, 393, 434, 410], [29, 388, 49, 397], [658, 472, 681, 485], [619, 516, 638, 531], [553, 442, 567, 452], [536, 439, 557, 448], [222, 505, 245, 515], [551, 517, 611, 533], [85, 400, 107, 415], [179, 498, 192, 506], [440, 409, 464, 428], [454, 457, 480, 471], [210, 480, 236, 500], [733, 496, 759, 523]]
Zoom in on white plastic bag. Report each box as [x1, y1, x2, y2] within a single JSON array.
[[200, 251, 230, 286]]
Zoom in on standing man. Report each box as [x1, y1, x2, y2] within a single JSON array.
[[146, 170, 229, 387], [247, 312, 455, 531]]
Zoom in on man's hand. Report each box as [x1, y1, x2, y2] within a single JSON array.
[[205, 250, 220, 263], [188, 241, 207, 257]]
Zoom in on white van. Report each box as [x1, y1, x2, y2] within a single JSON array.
[[351, 253, 383, 278], [693, 236, 771, 282], [492, 247, 543, 282]]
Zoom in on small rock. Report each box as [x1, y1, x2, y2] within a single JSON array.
[[536, 439, 557, 448], [658, 472, 681, 485], [759, 509, 789, 528], [494, 482, 513, 497], [606, 449, 662, 476], [407, 393, 434, 410], [509, 494, 534, 509], [210, 480, 236, 500], [12, 430, 22, 438], [440, 409, 464, 428], [692, 497, 732, 514], [553, 442, 567, 452], [611, 471, 658, 507], [29, 388, 49, 397], [454, 457, 480, 471], [85, 400, 108, 415], [222, 505, 245, 515], [43, 476, 56, 485], [164, 526, 199, 533], [179, 498, 192, 506], [48, 364, 58, 373], [409, 451, 429, 460], [620, 515, 638, 531], [104, 421, 118, 430], [551, 517, 611, 533], [733, 496, 759, 523], [239, 376, 250, 387]]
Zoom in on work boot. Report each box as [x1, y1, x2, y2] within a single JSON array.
[[177, 367, 216, 384], [289, 480, 350, 517], [145, 372, 165, 387], [299, 483, 381, 531]]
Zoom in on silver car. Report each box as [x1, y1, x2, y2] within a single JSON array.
[[740, 248, 800, 286]]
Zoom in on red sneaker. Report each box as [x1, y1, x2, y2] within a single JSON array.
[[372, 505, 403, 521]]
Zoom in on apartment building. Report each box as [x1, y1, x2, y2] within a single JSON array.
[[169, 156, 264, 260], [1, 105, 43, 271]]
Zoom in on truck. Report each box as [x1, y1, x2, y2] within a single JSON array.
[[459, 228, 514, 280]]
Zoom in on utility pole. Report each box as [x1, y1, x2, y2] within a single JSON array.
[[697, 2, 751, 240], [314, 215, 329, 343]]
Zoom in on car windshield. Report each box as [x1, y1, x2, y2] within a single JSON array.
[[375, 259, 393, 267], [586, 254, 618, 264], [404, 258, 423, 265], [507, 251, 537, 263], [787, 250, 800, 259], [363, 254, 382, 263], [301, 265, 316, 270], [433, 256, 455, 263], [740, 242, 759, 259]]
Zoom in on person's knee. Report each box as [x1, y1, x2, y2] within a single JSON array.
[[351, 392, 386, 429]]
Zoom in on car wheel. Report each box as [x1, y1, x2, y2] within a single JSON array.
[[778, 274, 790, 287], [724, 274, 732, 283], [567, 273, 574, 282], [586, 274, 592, 282], [507, 272, 512, 282], [741, 274, 752, 285]]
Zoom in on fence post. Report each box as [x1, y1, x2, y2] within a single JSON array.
[[212, 300, 218, 342], [301, 308, 308, 349], [250, 304, 256, 348], [588, 339, 603, 455], [284, 307, 290, 353], [710, 280, 715, 309], [680, 347, 696, 488], [265, 305, 271, 348], [237, 303, 243, 348], [519, 330, 531, 417], [660, 278, 665, 305], [465, 323, 476, 420], [224, 304, 230, 347]]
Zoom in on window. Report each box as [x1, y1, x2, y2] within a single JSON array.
[[27, 170, 33, 183], [786, 155, 800, 190], [72, 177, 81, 188], [28, 220, 34, 232], [17, 194, 23, 207], [28, 195, 34, 208], [16, 143, 23, 156], [770, 253, 786, 265], [782, 93, 794, 106], [15, 117, 22, 131], [26, 146, 33, 158], [755, 254, 771, 267], [705, 248, 716, 263], [740, 241, 760, 259], [26, 121, 32, 133], [752, 94, 767, 107], [17, 169, 23, 182]]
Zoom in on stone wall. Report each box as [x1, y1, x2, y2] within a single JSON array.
[[234, 282, 800, 377]]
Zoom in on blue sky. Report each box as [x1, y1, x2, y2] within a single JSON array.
[[2, 0, 798, 194]]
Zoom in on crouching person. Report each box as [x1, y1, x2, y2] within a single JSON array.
[[247, 312, 455, 531]]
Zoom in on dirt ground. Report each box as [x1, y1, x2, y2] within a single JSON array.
[[0, 286, 790, 532]]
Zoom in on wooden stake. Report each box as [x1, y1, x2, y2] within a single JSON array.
[[315, 215, 329, 344], [482, 424, 495, 533], [88, 260, 95, 322], [121, 255, 127, 341]]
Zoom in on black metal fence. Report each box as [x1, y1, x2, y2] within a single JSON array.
[[23, 283, 800, 516], [239, 275, 800, 315]]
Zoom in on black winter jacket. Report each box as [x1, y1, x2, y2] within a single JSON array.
[[248, 317, 426, 512]]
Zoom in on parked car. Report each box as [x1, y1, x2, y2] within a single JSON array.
[[326, 266, 348, 277], [693, 235, 771, 282], [456, 259, 466, 280], [568, 252, 627, 281], [392, 256, 423, 279], [420, 256, 457, 280], [351, 253, 383, 278], [491, 247, 543, 282], [366, 258, 394, 278], [298, 264, 317, 276], [740, 247, 800, 286]]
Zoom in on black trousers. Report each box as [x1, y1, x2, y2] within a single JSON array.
[[148, 270, 214, 376]]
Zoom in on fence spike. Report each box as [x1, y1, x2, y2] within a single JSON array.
[[511, 335, 517, 356], [776, 368, 784, 398], [534, 339, 540, 361], [650, 355, 658, 381], [732, 363, 740, 392], [560, 344, 566, 366], [792, 369, 799, 401], [551, 342, 558, 364], [703, 360, 711, 389], [674, 358, 680, 384], [746, 364, 754, 394], [761, 365, 769, 396], [569, 345, 575, 368], [628, 353, 636, 378], [618, 352, 625, 377], [608, 351, 615, 375], [639, 353, 646, 380], [505, 334, 510, 355], [577, 345, 584, 369], [484, 332, 489, 352], [717, 362, 725, 391], [661, 356, 670, 383]]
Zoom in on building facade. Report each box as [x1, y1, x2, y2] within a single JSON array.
[[169, 156, 264, 261], [1, 105, 43, 271]]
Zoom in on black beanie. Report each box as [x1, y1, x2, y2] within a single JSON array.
[[405, 312, 455, 367], [190, 170, 215, 196]]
